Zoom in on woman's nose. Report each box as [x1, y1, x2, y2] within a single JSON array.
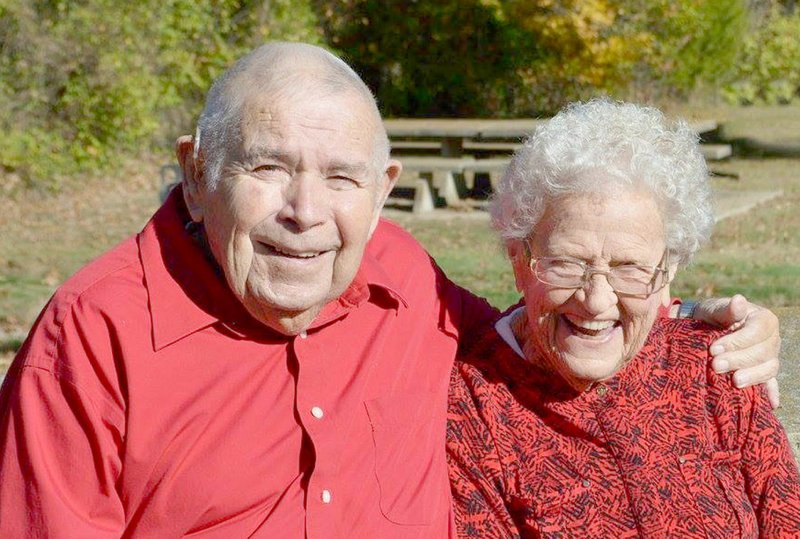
[[576, 272, 618, 314]]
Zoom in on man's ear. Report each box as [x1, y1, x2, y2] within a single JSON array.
[[368, 158, 402, 236], [175, 135, 206, 223]]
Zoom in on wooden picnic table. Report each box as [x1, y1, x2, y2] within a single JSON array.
[[383, 117, 724, 213], [384, 118, 541, 156], [384, 118, 720, 156]]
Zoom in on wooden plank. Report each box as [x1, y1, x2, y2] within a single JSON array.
[[701, 144, 732, 161], [462, 158, 511, 172], [391, 140, 441, 150], [463, 158, 511, 190], [399, 156, 475, 171], [384, 118, 541, 139], [385, 118, 718, 139], [463, 141, 521, 152]]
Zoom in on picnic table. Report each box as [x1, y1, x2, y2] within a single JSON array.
[[384, 118, 725, 212]]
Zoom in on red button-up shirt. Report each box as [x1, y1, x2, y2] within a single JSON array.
[[0, 190, 494, 538], [448, 315, 800, 538]]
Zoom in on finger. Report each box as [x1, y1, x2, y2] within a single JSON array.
[[709, 311, 780, 360], [724, 294, 750, 330], [765, 378, 781, 410], [731, 358, 781, 388], [694, 294, 749, 328], [710, 337, 780, 371]]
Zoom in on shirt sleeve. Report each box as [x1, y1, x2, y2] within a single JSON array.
[[437, 275, 499, 353], [739, 384, 800, 535], [446, 363, 521, 538], [0, 313, 126, 536]]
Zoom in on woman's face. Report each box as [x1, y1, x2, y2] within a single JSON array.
[[512, 188, 672, 389]]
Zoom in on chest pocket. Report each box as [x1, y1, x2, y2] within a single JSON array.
[[364, 390, 446, 526], [677, 449, 758, 538]]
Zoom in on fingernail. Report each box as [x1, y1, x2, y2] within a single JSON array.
[[710, 344, 725, 356], [714, 359, 729, 373], [733, 372, 745, 387]]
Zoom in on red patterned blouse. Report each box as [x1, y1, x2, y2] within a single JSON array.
[[447, 315, 800, 538]]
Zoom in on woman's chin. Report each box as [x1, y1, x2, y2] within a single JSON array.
[[554, 315, 627, 383]]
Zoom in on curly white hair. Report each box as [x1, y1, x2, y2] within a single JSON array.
[[489, 98, 714, 265]]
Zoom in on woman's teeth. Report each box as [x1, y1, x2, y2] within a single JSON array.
[[564, 316, 617, 336]]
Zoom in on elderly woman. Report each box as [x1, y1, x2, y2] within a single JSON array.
[[447, 99, 800, 538]]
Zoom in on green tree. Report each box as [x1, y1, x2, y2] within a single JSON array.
[[724, 1, 800, 104], [0, 0, 323, 189]]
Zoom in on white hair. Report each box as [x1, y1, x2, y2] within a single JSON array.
[[194, 41, 390, 188], [490, 98, 714, 265]]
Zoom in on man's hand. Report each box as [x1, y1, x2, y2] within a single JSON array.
[[693, 294, 781, 408]]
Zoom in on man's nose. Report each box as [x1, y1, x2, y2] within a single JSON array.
[[575, 272, 618, 314], [278, 174, 326, 230]]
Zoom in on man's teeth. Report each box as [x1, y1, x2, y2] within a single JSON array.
[[271, 246, 320, 258]]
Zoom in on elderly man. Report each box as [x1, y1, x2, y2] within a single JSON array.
[[0, 43, 782, 538]]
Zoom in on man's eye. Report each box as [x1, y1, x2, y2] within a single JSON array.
[[327, 176, 358, 190], [253, 164, 290, 179]]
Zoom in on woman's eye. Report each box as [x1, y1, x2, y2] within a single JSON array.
[[254, 164, 282, 172]]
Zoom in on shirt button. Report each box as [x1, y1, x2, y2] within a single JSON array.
[[678, 456, 687, 464], [321, 489, 332, 504], [596, 385, 607, 396], [582, 479, 591, 487], [311, 406, 324, 419], [299, 331, 308, 339]]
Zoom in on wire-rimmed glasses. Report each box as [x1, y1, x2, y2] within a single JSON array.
[[525, 243, 671, 297]]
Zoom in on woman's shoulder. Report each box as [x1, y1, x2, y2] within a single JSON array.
[[653, 317, 729, 377], [652, 317, 765, 443], [656, 317, 727, 355]]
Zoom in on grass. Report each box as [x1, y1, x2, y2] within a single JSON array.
[[1, 104, 799, 373]]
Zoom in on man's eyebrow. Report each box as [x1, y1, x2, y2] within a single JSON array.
[[242, 145, 292, 163], [326, 161, 370, 176]]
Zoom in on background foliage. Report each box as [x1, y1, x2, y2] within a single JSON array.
[[1, 0, 798, 190], [0, 0, 323, 188], [724, 1, 800, 105]]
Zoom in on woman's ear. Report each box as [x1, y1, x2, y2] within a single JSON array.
[[661, 261, 679, 307], [508, 240, 528, 293]]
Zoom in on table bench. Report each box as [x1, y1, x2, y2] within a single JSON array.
[[396, 156, 515, 213]]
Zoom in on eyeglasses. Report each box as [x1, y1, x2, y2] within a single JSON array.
[[525, 242, 671, 297]]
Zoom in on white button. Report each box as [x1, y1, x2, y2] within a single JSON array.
[[299, 331, 308, 339], [321, 489, 332, 503], [678, 456, 687, 464], [311, 406, 324, 419], [582, 479, 591, 488]]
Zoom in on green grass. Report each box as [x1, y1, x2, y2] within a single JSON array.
[[401, 218, 520, 308]]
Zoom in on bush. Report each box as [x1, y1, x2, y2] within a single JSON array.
[[723, 3, 800, 105], [0, 0, 323, 190], [314, 0, 749, 116]]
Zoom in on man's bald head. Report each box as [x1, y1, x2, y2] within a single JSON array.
[[195, 42, 390, 188]]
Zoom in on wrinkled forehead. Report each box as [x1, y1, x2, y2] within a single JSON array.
[[237, 85, 383, 159]]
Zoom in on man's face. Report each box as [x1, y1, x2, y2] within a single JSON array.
[[187, 91, 396, 332]]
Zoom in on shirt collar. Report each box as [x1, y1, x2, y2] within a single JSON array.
[[140, 188, 408, 350]]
